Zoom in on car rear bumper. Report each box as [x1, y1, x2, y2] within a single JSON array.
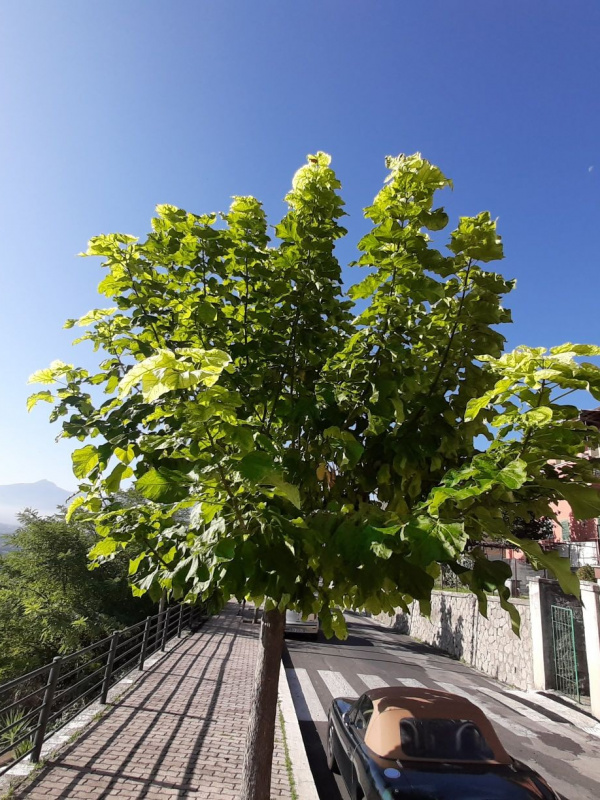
[[285, 623, 319, 635]]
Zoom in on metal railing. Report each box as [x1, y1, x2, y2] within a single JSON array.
[[556, 538, 600, 569], [0, 604, 196, 773]]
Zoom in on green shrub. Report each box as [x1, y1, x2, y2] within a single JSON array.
[[576, 564, 596, 582], [0, 708, 33, 759]]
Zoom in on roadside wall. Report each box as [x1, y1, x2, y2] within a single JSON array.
[[372, 591, 533, 690]]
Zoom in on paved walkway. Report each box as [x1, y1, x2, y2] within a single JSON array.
[[14, 605, 293, 799]]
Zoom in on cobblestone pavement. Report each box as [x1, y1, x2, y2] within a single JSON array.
[[14, 604, 292, 799]]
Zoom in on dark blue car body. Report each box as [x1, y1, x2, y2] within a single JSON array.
[[327, 695, 560, 800]]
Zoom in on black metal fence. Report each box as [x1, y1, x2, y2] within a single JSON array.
[[0, 604, 195, 774]]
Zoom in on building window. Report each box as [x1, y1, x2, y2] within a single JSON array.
[[560, 520, 571, 542]]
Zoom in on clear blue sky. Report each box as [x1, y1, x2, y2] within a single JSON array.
[[0, 1, 598, 491]]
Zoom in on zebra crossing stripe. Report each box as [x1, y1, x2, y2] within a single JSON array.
[[358, 674, 389, 689], [285, 668, 554, 740], [507, 690, 600, 739], [436, 682, 537, 739], [318, 670, 359, 698], [482, 688, 554, 726], [481, 687, 600, 743], [285, 668, 328, 722], [397, 678, 428, 688]]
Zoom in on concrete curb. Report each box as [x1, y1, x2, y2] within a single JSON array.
[[278, 666, 320, 800]]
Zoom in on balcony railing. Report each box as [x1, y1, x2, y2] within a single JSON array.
[[555, 539, 600, 568]]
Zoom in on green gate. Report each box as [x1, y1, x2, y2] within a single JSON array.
[[551, 605, 580, 701]]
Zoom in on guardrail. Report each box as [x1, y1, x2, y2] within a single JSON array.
[[0, 604, 196, 773]]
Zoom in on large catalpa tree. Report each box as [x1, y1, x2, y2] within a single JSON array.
[[30, 153, 600, 799]]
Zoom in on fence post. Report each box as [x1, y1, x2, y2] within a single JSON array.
[[100, 632, 120, 704], [581, 581, 600, 720], [31, 656, 62, 763], [528, 577, 553, 690], [177, 605, 184, 638], [156, 590, 167, 641], [161, 607, 171, 652], [139, 616, 151, 670]]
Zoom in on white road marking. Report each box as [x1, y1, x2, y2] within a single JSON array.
[[358, 674, 389, 689], [318, 670, 359, 699], [397, 678, 428, 688], [436, 682, 537, 739], [286, 668, 328, 722], [507, 690, 600, 739], [383, 647, 407, 661], [482, 688, 554, 726], [481, 688, 600, 748], [381, 636, 598, 742]]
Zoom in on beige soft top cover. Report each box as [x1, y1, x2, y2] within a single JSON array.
[[363, 687, 511, 764]]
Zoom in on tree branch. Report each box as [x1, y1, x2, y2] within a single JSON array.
[[139, 536, 171, 569], [123, 260, 169, 351], [405, 259, 474, 430], [244, 256, 250, 368], [204, 425, 248, 533], [552, 388, 577, 404], [266, 293, 302, 435], [519, 379, 547, 459]]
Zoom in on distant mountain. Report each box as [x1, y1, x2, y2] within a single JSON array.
[[0, 522, 16, 534], [0, 480, 73, 525], [0, 522, 16, 553]]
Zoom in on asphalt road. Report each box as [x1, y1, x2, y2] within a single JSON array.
[[282, 612, 600, 800]]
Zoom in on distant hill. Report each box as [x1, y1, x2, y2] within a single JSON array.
[[0, 521, 17, 553], [0, 480, 73, 525], [0, 522, 16, 534], [0, 521, 16, 532]]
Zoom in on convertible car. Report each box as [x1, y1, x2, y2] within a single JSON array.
[[327, 687, 559, 799]]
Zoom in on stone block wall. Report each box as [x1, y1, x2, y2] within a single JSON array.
[[373, 591, 533, 690]]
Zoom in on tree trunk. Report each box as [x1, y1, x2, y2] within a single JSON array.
[[240, 607, 285, 800], [156, 588, 167, 640]]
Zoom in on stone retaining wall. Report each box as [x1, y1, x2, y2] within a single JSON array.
[[373, 591, 533, 690]]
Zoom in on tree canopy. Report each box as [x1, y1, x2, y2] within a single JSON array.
[[30, 152, 600, 636], [0, 511, 153, 681]]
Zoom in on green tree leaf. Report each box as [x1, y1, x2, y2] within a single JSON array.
[[551, 343, 600, 356], [72, 446, 99, 479], [26, 391, 54, 412], [239, 451, 275, 482], [497, 459, 528, 490], [549, 481, 600, 520], [75, 308, 117, 327], [136, 468, 192, 503], [523, 407, 553, 426], [65, 495, 86, 523], [28, 360, 73, 386], [104, 463, 133, 493], [118, 348, 230, 401], [89, 538, 118, 559]]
